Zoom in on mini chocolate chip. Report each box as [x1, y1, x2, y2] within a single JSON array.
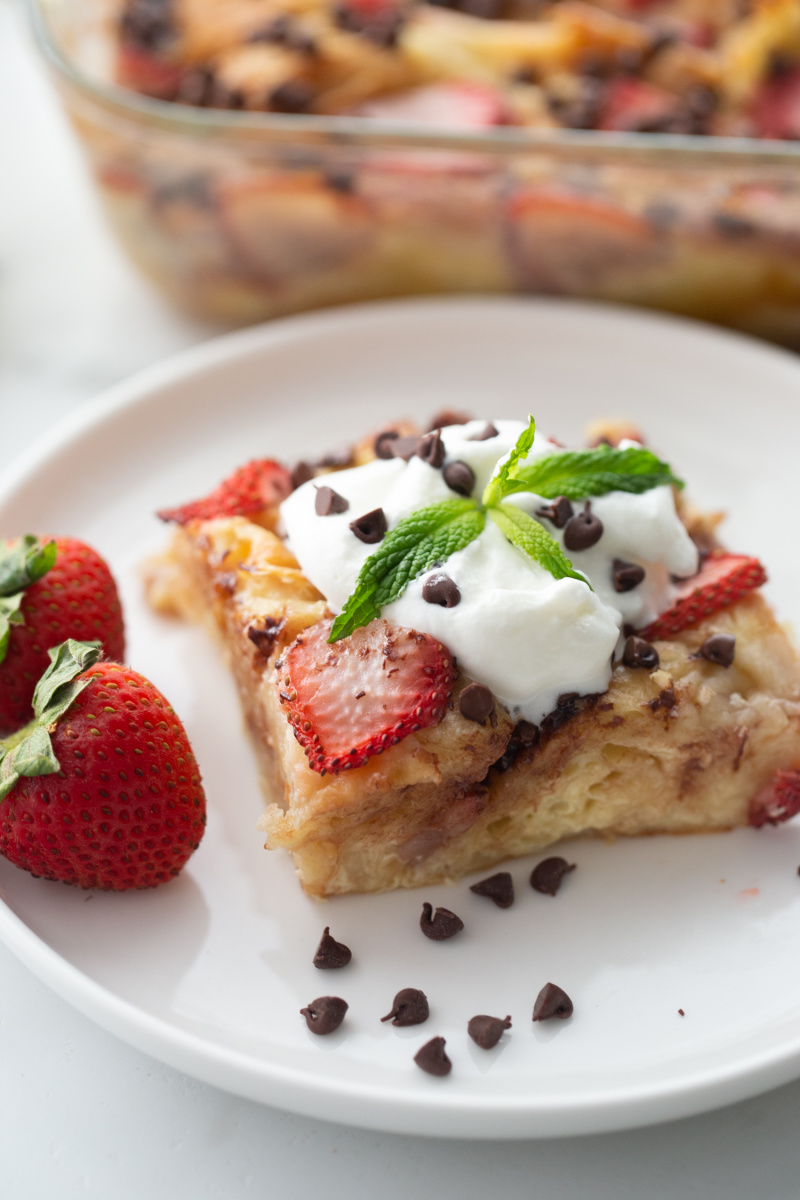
[[300, 996, 348, 1034], [467, 1014, 511, 1049], [313, 926, 352, 969], [644, 201, 680, 229], [530, 857, 575, 896], [458, 682, 495, 725], [390, 435, 421, 462], [612, 559, 645, 593], [247, 616, 285, 660], [324, 168, 355, 194], [350, 508, 387, 543], [426, 409, 471, 432], [420, 902, 464, 941], [469, 422, 499, 441], [623, 636, 659, 670], [381, 988, 429, 1026], [533, 982, 573, 1022], [374, 430, 399, 459], [536, 496, 573, 530], [470, 871, 514, 908], [649, 685, 676, 712], [678, 1008, 685, 1016], [422, 572, 460, 608], [269, 80, 313, 113], [176, 68, 215, 106], [699, 633, 735, 668], [713, 212, 755, 239], [315, 485, 349, 516], [416, 429, 445, 468], [291, 461, 315, 489], [564, 502, 603, 551], [414, 1036, 452, 1076], [442, 460, 476, 496]]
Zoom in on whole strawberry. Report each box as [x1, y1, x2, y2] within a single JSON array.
[[0, 535, 125, 733], [0, 641, 205, 890]]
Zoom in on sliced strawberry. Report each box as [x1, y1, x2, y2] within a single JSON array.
[[749, 769, 800, 828], [157, 459, 293, 525], [598, 78, 682, 133], [750, 65, 800, 141], [116, 46, 181, 100], [638, 552, 767, 641], [279, 619, 455, 775], [353, 83, 510, 129]]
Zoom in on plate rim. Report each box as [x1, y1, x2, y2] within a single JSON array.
[[4, 296, 800, 1138]]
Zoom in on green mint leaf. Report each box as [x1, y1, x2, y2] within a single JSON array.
[[329, 499, 484, 642], [0, 591, 26, 666], [0, 535, 56, 596], [482, 415, 536, 510], [489, 504, 589, 586], [0, 724, 61, 803], [33, 639, 103, 727], [496, 445, 682, 502]]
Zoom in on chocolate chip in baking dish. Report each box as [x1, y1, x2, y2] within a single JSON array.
[[300, 996, 348, 1034], [458, 682, 495, 725], [533, 982, 573, 1022], [564, 502, 603, 551], [426, 410, 471, 432], [416, 429, 445, 469], [536, 496, 573, 530], [649, 685, 676, 712], [470, 871, 514, 908], [374, 430, 400, 459], [247, 616, 285, 660], [120, 0, 175, 49], [414, 1036, 452, 1076], [324, 168, 356, 195], [350, 508, 387, 544], [422, 572, 461, 608], [211, 83, 245, 110], [530, 856, 575, 897], [315, 485, 349, 516], [269, 80, 314, 114], [623, 636, 659, 671], [420, 903, 464, 941], [313, 926, 352, 969], [612, 559, 646, 593], [467, 1014, 512, 1049], [698, 633, 736, 668], [712, 211, 756, 239], [175, 68, 215, 108], [442, 460, 476, 497], [469, 422, 499, 441], [381, 988, 430, 1026]]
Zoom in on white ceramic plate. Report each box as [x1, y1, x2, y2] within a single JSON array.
[[2, 298, 800, 1139]]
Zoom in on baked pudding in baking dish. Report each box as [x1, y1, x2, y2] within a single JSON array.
[[146, 415, 800, 896]]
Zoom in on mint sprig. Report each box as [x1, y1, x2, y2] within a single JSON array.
[[0, 639, 101, 802], [329, 416, 681, 642], [0, 536, 57, 666]]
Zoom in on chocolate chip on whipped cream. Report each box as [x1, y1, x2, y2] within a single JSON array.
[[313, 926, 352, 969], [350, 508, 387, 544], [467, 1014, 512, 1049], [623, 636, 659, 670], [381, 988, 430, 1026], [612, 559, 646, 593], [414, 1036, 452, 1076], [420, 903, 464, 940], [532, 982, 573, 1021], [470, 871, 514, 908], [374, 430, 400, 459], [535, 496, 573, 530], [422, 572, 460, 608], [564, 502, 603, 551], [469, 422, 499, 441], [530, 856, 575, 896], [300, 996, 348, 1034], [426, 410, 471, 432], [314, 485, 349, 516], [698, 633, 736, 667], [416, 429, 445, 469], [459, 682, 495, 725], [442, 460, 476, 497]]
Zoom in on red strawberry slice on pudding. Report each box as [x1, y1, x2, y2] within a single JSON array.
[[157, 459, 293, 524], [639, 552, 767, 641], [353, 83, 510, 129], [598, 78, 682, 132], [750, 65, 800, 141], [750, 769, 800, 828], [116, 46, 181, 100], [279, 619, 455, 774]]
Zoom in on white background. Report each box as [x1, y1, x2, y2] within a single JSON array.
[[4, 1, 800, 1194]]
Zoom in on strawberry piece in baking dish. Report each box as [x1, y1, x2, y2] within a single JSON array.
[[116, 46, 181, 100], [598, 78, 682, 133], [750, 66, 800, 141], [353, 83, 511, 129]]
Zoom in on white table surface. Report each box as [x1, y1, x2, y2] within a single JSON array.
[[3, 3, 800, 1195]]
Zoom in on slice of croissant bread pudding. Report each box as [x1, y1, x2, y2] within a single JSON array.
[[146, 416, 800, 897]]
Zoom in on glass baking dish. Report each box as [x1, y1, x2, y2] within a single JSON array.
[[29, 0, 800, 343]]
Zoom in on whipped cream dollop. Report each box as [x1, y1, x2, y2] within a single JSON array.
[[280, 420, 699, 725]]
